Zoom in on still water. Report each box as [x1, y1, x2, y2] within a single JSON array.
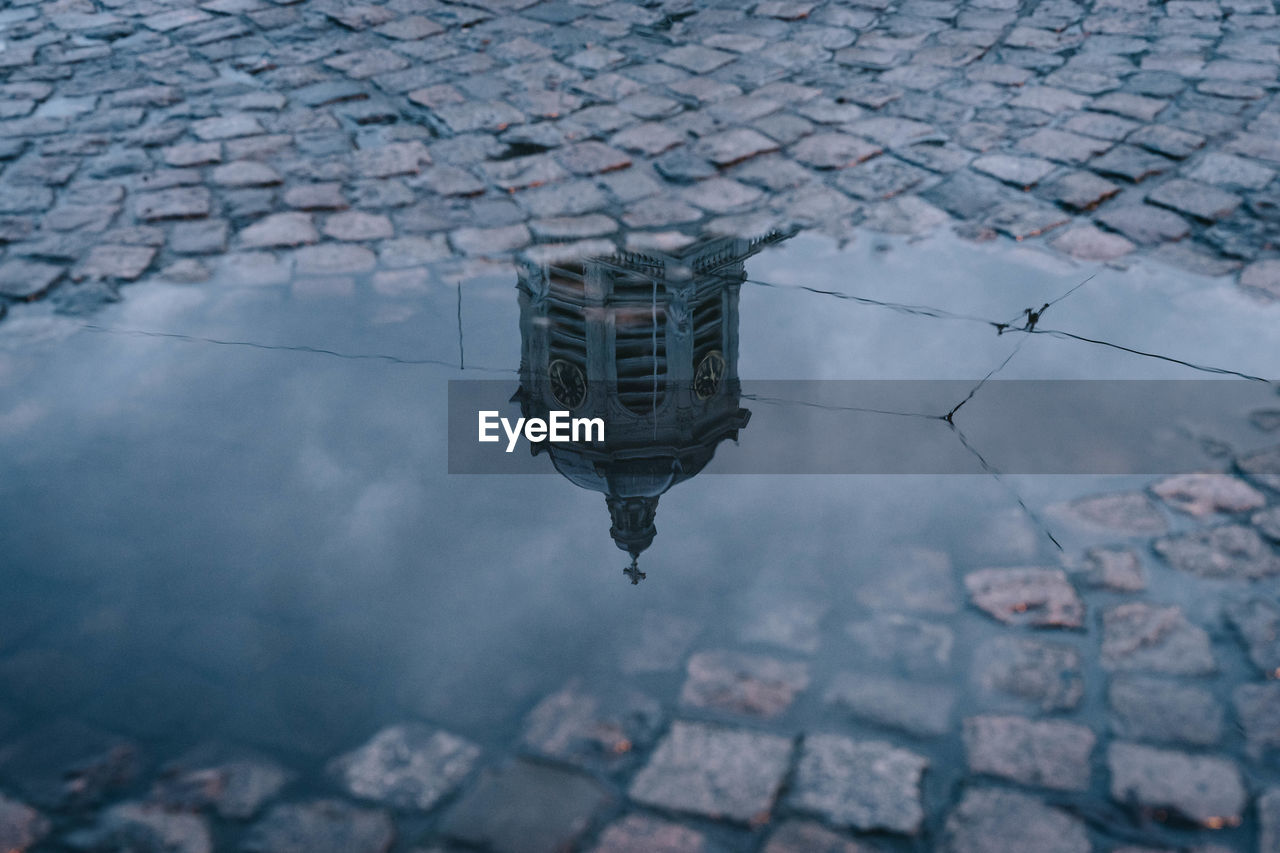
[[2, 229, 1279, 849]]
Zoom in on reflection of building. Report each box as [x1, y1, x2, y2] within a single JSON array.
[[514, 232, 790, 583]]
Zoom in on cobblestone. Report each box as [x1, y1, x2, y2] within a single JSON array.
[[588, 814, 707, 853], [760, 820, 871, 853], [0, 794, 48, 853], [680, 650, 808, 718], [943, 788, 1090, 853], [789, 734, 926, 834], [1107, 742, 1246, 826], [1102, 602, 1215, 675], [1233, 681, 1280, 760], [964, 567, 1084, 628], [329, 724, 478, 812], [628, 721, 791, 824], [1154, 524, 1280, 579], [826, 672, 955, 736], [963, 714, 1095, 791], [440, 761, 608, 853], [972, 634, 1084, 712], [520, 679, 661, 772], [1108, 676, 1224, 746], [244, 800, 393, 853]]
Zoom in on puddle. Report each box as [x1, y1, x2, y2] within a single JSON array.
[[2, 227, 1278, 849]]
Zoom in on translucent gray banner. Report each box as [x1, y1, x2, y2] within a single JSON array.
[[448, 380, 1279, 475]]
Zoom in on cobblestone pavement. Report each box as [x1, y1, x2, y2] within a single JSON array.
[[3, 465, 1280, 849], [2, 0, 1280, 319], [3, 0, 1280, 850]]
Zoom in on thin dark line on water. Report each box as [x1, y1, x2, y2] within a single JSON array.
[[945, 333, 1032, 422], [1027, 327, 1274, 384], [741, 393, 940, 421], [740, 271, 1276, 387], [456, 280, 465, 371], [79, 324, 513, 374], [950, 421, 1064, 551]]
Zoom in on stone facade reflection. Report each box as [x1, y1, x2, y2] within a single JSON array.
[[514, 233, 790, 582]]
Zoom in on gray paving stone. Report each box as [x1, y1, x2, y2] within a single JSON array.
[[737, 597, 827, 654], [983, 197, 1069, 239], [1236, 444, 1280, 491], [0, 793, 47, 852], [520, 678, 661, 771], [826, 672, 955, 736], [325, 49, 410, 80], [588, 814, 707, 853], [790, 132, 881, 169], [1124, 126, 1203, 161], [66, 801, 211, 853], [833, 156, 930, 200], [161, 142, 223, 170], [943, 788, 1090, 853], [1109, 676, 1223, 746], [1151, 473, 1266, 517], [973, 634, 1085, 711], [1063, 111, 1141, 141], [1107, 742, 1245, 825], [1064, 491, 1167, 532], [322, 211, 394, 241], [432, 101, 525, 134], [1052, 224, 1135, 259], [508, 176, 607, 216], [354, 142, 431, 178], [449, 223, 531, 255], [760, 820, 871, 853], [1241, 260, 1280, 301], [440, 761, 607, 853], [283, 183, 348, 211], [1095, 204, 1191, 244], [1186, 152, 1276, 190], [292, 244, 376, 277], [244, 800, 393, 853], [328, 723, 478, 812], [1041, 170, 1120, 210], [1154, 524, 1280, 579], [1102, 603, 1215, 675], [661, 45, 735, 73], [133, 186, 212, 222], [191, 113, 263, 141], [1148, 178, 1242, 221], [845, 613, 952, 675], [692, 128, 780, 166], [680, 650, 808, 718], [964, 567, 1084, 628], [73, 244, 155, 281], [0, 259, 64, 300], [788, 734, 926, 834], [237, 212, 317, 248], [152, 744, 290, 820], [211, 161, 282, 188], [963, 714, 1095, 790], [620, 611, 700, 674], [1232, 681, 1280, 759], [1018, 128, 1113, 164], [628, 721, 791, 823], [1261, 788, 1280, 853], [1091, 145, 1177, 182], [555, 141, 631, 175], [1077, 546, 1146, 591], [1093, 92, 1171, 121]]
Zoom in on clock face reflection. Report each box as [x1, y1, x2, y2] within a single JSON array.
[[548, 359, 587, 409], [693, 351, 726, 400]]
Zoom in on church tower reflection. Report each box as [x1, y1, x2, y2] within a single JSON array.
[[514, 232, 790, 583]]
